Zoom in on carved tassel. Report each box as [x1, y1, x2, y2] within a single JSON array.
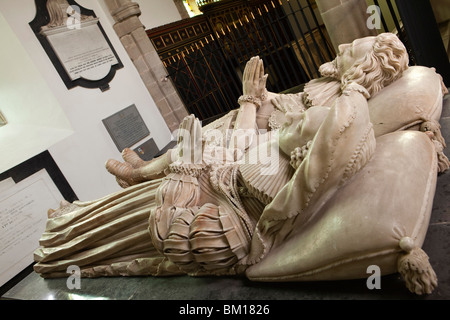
[[432, 139, 450, 173], [397, 237, 438, 295], [420, 120, 449, 173], [420, 120, 446, 148]]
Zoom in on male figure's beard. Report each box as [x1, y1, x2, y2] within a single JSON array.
[[318, 59, 340, 80]]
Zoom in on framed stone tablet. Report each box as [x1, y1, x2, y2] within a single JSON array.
[[0, 169, 64, 288], [133, 138, 160, 161], [29, 0, 123, 91], [103, 105, 151, 152], [0, 151, 77, 288]]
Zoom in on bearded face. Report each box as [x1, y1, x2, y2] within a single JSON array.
[[319, 37, 377, 80], [317, 34, 408, 97]]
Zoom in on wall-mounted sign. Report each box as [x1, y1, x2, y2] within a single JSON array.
[[29, 0, 123, 91], [134, 138, 160, 161], [0, 169, 64, 287], [102, 105, 151, 152]]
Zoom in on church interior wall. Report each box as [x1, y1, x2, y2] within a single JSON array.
[[1, 0, 450, 301], [0, 10, 74, 175], [1, 0, 447, 213], [0, 0, 173, 201]]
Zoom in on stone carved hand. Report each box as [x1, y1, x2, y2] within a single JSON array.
[[105, 148, 149, 188], [105, 115, 204, 188], [242, 56, 268, 100], [105, 147, 170, 188], [271, 95, 298, 114], [174, 114, 203, 165]]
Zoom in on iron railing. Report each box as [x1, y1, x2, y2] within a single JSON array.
[[147, 0, 334, 120]]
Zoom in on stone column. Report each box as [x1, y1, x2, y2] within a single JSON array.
[[316, 0, 377, 51], [173, 0, 191, 19], [430, 0, 450, 59], [104, 0, 188, 132]]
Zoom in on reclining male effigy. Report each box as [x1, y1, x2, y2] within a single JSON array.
[[33, 33, 449, 295]]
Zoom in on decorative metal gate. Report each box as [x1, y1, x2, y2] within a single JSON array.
[[147, 0, 334, 120], [148, 16, 241, 120]]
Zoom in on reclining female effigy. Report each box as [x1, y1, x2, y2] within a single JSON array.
[[33, 33, 449, 295]]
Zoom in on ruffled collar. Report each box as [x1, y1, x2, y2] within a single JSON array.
[[303, 77, 342, 108], [268, 77, 342, 131]]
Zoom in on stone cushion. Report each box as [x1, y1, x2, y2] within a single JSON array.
[[246, 131, 437, 281], [369, 66, 445, 137]]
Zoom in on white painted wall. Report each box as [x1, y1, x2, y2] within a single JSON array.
[[0, 0, 172, 200], [0, 11, 74, 173]]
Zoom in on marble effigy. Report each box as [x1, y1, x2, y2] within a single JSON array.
[[33, 33, 449, 295]]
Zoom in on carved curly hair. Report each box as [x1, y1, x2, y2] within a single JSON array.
[[341, 33, 409, 97]]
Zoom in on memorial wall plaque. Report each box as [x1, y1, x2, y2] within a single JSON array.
[[0, 170, 64, 287], [103, 105, 151, 152], [29, 0, 123, 91], [134, 138, 160, 161]]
